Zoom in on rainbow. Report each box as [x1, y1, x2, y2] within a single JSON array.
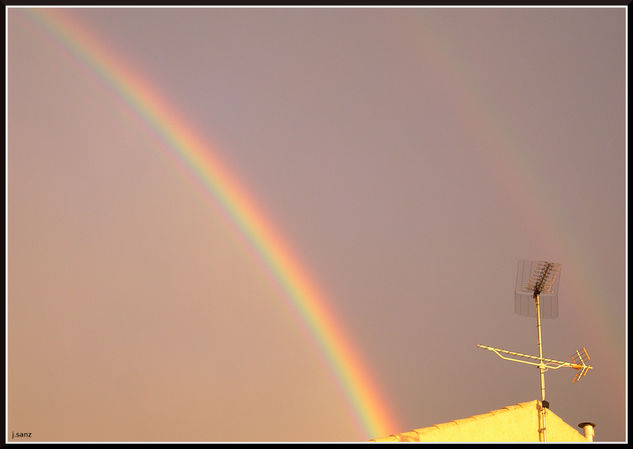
[[406, 14, 624, 377], [22, 7, 400, 440]]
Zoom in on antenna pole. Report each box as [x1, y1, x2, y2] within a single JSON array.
[[535, 291, 547, 442], [535, 292, 546, 402]]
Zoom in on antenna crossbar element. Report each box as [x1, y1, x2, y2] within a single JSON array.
[[477, 344, 593, 381], [571, 347, 592, 383]]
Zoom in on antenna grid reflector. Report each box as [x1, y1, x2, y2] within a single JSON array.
[[515, 260, 561, 319]]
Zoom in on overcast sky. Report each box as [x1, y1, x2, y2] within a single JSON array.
[[7, 6, 626, 442]]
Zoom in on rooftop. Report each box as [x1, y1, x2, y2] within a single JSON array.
[[371, 400, 589, 442]]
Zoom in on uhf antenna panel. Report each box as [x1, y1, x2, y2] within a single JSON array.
[[515, 260, 561, 318], [477, 260, 593, 442]]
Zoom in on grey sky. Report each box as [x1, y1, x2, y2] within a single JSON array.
[[7, 6, 626, 442]]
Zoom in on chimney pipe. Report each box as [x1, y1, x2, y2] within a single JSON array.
[[578, 422, 596, 442]]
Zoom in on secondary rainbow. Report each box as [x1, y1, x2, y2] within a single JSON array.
[[404, 14, 624, 376], [23, 8, 399, 439]]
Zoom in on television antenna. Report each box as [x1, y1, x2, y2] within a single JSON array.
[[477, 260, 593, 442]]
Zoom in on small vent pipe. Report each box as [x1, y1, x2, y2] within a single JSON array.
[[578, 422, 596, 442]]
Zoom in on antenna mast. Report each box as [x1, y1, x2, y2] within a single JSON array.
[[477, 260, 593, 442], [530, 261, 559, 406]]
